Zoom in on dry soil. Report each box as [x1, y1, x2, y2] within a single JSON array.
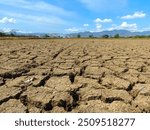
[[0, 39, 150, 113]]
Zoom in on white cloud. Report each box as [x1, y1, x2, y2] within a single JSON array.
[[0, 0, 75, 32], [93, 22, 102, 32], [121, 12, 146, 19], [0, 28, 33, 33], [0, 28, 12, 33], [96, 23, 102, 30], [94, 18, 112, 23], [120, 22, 137, 30], [0, 17, 16, 24], [83, 24, 89, 27], [93, 18, 111, 32], [0, 28, 16, 33], [65, 27, 80, 32], [108, 22, 137, 31], [16, 30, 32, 33], [80, 0, 127, 12], [0, 11, 70, 26]]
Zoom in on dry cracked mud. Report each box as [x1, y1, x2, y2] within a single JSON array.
[[0, 38, 150, 113]]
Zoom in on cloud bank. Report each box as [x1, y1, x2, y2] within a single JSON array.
[[121, 12, 146, 19], [0, 17, 16, 24]]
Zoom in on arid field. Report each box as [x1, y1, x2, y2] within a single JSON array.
[[0, 38, 150, 113]]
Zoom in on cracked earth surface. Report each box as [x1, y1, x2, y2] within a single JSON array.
[[0, 39, 150, 113]]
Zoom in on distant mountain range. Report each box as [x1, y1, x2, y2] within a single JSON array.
[[2, 29, 150, 37], [67, 30, 150, 37]]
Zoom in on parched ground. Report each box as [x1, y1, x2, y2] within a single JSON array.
[[0, 38, 150, 113]]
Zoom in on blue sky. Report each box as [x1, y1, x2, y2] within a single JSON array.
[[0, 0, 150, 33]]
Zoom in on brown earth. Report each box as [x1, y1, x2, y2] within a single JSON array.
[[0, 38, 150, 113]]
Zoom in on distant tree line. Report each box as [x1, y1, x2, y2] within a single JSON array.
[[0, 32, 16, 37], [129, 35, 150, 38], [1, 31, 19, 37], [76, 34, 120, 38], [2, 31, 150, 39], [0, 32, 63, 39], [76, 33, 150, 38]]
